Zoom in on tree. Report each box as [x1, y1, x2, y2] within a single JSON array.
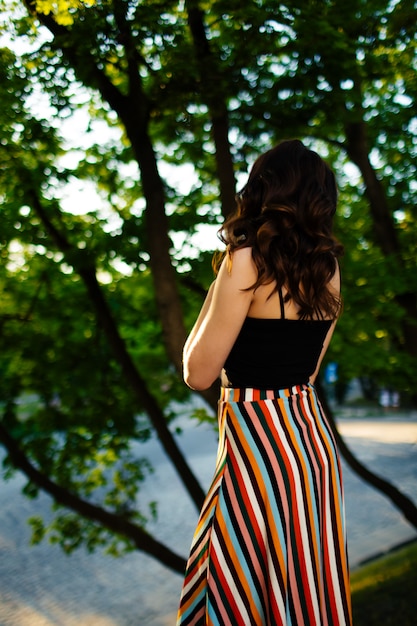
[[0, 0, 416, 573]]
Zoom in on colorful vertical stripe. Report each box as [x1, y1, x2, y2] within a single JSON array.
[[177, 384, 352, 626]]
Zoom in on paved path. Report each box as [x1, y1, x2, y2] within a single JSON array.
[[0, 413, 416, 625], [337, 418, 417, 444]]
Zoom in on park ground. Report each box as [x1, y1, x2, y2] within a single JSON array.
[[351, 539, 417, 626]]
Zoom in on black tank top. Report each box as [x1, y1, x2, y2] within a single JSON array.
[[223, 290, 332, 389]]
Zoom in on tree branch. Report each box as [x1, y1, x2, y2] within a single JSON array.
[[23, 0, 130, 118], [316, 380, 417, 531], [0, 419, 186, 574], [28, 187, 205, 510], [185, 0, 237, 217], [344, 120, 417, 365]]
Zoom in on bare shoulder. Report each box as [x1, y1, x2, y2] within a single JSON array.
[[226, 245, 255, 267], [329, 260, 341, 293], [218, 246, 257, 288]]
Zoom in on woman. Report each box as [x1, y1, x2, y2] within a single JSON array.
[[177, 140, 352, 626]]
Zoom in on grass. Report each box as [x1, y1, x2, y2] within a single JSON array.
[[351, 540, 417, 625]]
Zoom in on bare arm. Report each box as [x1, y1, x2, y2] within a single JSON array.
[[183, 281, 216, 356], [183, 248, 256, 390], [309, 320, 337, 385], [309, 263, 341, 385]]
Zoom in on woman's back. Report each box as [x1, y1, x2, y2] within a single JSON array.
[[221, 247, 340, 389], [223, 285, 333, 389]]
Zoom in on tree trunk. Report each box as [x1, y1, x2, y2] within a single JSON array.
[[25, 0, 188, 377], [112, 0, 189, 374], [128, 127, 188, 374], [345, 121, 400, 257], [185, 0, 237, 218], [345, 120, 417, 364]]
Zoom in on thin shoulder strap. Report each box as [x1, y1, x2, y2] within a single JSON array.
[[278, 288, 285, 319]]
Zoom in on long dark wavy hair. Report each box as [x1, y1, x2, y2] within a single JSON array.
[[217, 139, 344, 320]]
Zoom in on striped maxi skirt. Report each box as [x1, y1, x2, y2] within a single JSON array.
[[176, 384, 352, 626]]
